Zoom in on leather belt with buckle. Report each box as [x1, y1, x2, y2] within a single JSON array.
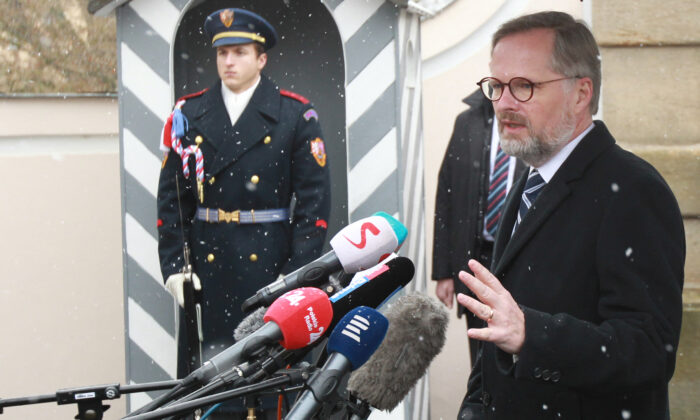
[[196, 207, 289, 224]]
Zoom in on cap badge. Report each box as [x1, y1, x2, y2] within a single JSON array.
[[220, 9, 234, 28]]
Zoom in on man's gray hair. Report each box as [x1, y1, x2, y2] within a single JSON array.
[[492, 11, 601, 115]]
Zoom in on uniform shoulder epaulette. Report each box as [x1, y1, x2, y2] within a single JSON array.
[[280, 89, 310, 105], [177, 88, 208, 103], [160, 88, 208, 153]]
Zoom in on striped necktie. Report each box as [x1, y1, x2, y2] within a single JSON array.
[[512, 169, 546, 235], [484, 144, 510, 237]]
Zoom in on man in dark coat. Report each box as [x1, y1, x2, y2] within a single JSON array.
[[456, 12, 684, 419], [156, 8, 330, 416], [432, 90, 525, 366]]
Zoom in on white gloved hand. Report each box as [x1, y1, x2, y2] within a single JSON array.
[[165, 272, 202, 308]]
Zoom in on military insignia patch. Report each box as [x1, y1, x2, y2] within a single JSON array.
[[303, 109, 318, 122], [310, 138, 326, 167], [220, 9, 234, 28]]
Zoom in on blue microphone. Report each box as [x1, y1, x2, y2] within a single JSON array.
[[286, 307, 389, 420]]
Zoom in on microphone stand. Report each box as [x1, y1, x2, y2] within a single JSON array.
[[166, 346, 295, 407], [0, 380, 181, 420], [123, 370, 310, 420]]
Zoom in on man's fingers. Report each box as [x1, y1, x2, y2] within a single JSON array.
[[435, 279, 454, 309], [467, 326, 492, 342], [457, 293, 493, 321], [468, 259, 507, 293], [458, 270, 494, 304]]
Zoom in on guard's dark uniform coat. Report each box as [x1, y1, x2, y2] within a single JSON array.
[[157, 75, 331, 371]]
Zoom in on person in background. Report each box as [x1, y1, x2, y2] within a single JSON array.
[[432, 89, 525, 366], [456, 11, 684, 419]]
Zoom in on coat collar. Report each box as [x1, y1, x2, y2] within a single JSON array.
[[463, 89, 494, 124], [187, 75, 281, 177], [492, 121, 616, 274]]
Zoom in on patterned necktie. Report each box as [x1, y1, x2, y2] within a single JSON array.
[[512, 169, 546, 235], [484, 144, 510, 237]]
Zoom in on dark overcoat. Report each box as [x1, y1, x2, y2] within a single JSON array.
[[460, 121, 685, 419], [432, 90, 525, 316], [157, 75, 330, 368]]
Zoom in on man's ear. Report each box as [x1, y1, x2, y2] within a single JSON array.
[[574, 77, 593, 114], [258, 52, 268, 70]]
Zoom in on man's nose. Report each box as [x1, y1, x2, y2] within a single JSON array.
[[494, 85, 520, 111]]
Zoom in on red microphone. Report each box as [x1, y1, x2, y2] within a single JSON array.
[[182, 287, 333, 386], [264, 287, 334, 349]]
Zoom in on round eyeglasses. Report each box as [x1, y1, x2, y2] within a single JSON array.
[[477, 76, 578, 102]]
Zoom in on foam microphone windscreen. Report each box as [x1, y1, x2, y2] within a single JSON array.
[[233, 306, 267, 342], [346, 291, 449, 411]]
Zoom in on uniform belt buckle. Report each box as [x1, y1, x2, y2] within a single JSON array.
[[218, 209, 240, 223]]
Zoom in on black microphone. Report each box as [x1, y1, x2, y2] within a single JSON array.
[[242, 212, 408, 312], [327, 256, 414, 332], [235, 257, 415, 345], [347, 292, 449, 411], [286, 306, 389, 420]]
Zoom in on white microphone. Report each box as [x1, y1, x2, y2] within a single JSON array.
[[242, 212, 407, 312]]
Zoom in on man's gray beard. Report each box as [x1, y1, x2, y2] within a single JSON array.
[[499, 111, 576, 167]]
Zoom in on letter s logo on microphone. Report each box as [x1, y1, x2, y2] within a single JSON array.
[[343, 222, 381, 249], [330, 213, 404, 272]]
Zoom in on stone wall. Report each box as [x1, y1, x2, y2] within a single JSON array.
[[593, 1, 699, 292], [593, 1, 700, 418]]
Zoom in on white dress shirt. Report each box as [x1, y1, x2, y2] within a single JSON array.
[[221, 76, 261, 126], [535, 122, 595, 182]]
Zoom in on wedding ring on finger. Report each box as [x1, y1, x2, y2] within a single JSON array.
[[486, 307, 494, 322]]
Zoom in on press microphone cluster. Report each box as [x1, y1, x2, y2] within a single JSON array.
[[242, 212, 408, 312], [130, 215, 418, 418]]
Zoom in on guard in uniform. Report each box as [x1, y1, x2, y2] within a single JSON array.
[[156, 8, 330, 418]]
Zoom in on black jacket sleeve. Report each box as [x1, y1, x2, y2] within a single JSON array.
[[157, 148, 197, 281], [282, 103, 331, 274]]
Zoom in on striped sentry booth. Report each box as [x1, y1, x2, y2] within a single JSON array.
[[90, 0, 428, 417]]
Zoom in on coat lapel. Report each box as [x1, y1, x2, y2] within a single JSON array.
[[188, 83, 228, 152], [492, 121, 616, 275], [195, 77, 281, 177]]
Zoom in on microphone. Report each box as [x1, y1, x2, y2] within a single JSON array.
[[347, 292, 449, 411], [327, 256, 414, 331], [286, 306, 389, 420], [233, 306, 267, 341], [242, 212, 408, 312], [232, 256, 414, 373], [180, 287, 333, 387]]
